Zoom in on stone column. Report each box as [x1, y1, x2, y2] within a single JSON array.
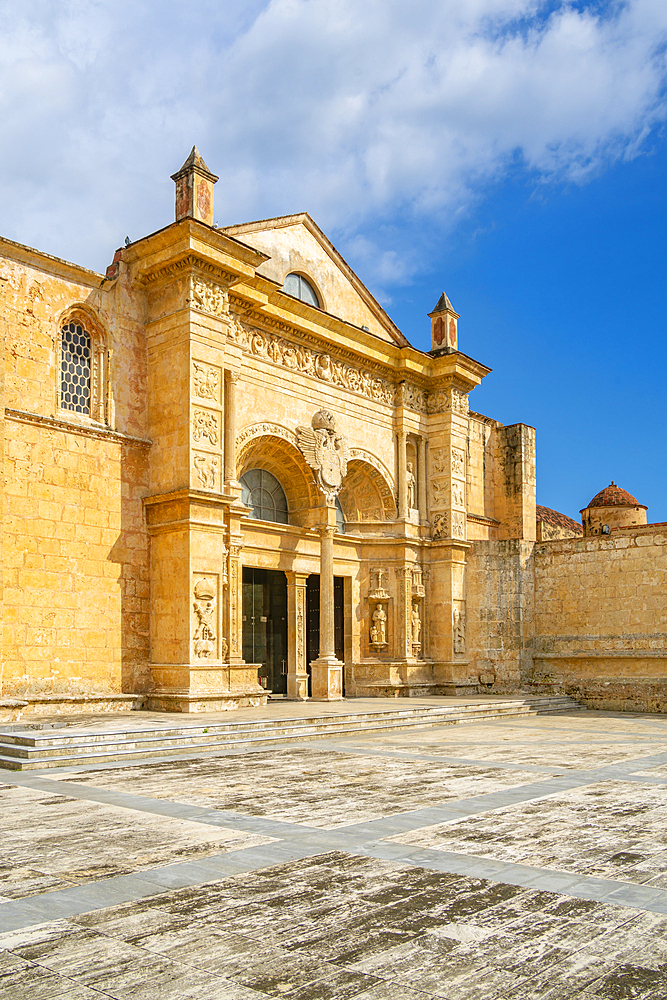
[[310, 509, 343, 700], [224, 370, 239, 486], [397, 431, 408, 518], [417, 436, 427, 524], [286, 572, 309, 700]]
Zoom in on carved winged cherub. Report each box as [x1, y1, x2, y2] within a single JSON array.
[[296, 409, 349, 504]]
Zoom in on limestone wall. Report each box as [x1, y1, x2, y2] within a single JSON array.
[[531, 527, 667, 712], [1, 246, 150, 699], [466, 539, 535, 690]]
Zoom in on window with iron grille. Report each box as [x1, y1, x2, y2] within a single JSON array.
[[60, 321, 91, 414]]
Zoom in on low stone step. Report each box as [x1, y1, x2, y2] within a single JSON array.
[[0, 696, 580, 770]]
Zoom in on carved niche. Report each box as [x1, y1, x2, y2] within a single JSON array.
[[370, 603, 388, 648], [409, 600, 422, 655]]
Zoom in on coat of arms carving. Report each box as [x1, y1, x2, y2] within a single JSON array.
[[296, 409, 349, 504]]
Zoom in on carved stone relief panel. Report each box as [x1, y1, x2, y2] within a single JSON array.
[[192, 575, 218, 660], [451, 481, 465, 508], [431, 448, 447, 476], [192, 407, 220, 446], [432, 511, 449, 540], [451, 510, 466, 539], [192, 361, 221, 403], [451, 447, 466, 478], [431, 480, 448, 508], [427, 387, 469, 415], [191, 277, 228, 317], [193, 452, 220, 491]]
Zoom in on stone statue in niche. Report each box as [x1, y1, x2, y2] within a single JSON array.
[[296, 409, 349, 504], [406, 462, 416, 509], [411, 601, 422, 650], [454, 607, 466, 654], [193, 578, 217, 659], [370, 603, 388, 646]]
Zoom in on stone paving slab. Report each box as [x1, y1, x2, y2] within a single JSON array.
[[2, 709, 667, 998]]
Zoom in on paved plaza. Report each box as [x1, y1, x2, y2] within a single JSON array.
[[2, 706, 667, 998]]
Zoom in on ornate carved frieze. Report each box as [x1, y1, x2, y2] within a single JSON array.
[[427, 387, 469, 415], [228, 317, 396, 407], [236, 422, 297, 450], [396, 382, 428, 413], [139, 253, 238, 287], [192, 361, 221, 402]]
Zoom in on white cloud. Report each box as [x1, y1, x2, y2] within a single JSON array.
[[0, 0, 665, 274]]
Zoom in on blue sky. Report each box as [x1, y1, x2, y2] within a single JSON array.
[[1, 0, 666, 522]]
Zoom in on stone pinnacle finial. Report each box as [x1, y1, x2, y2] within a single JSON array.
[[170, 146, 219, 226], [428, 291, 460, 353]]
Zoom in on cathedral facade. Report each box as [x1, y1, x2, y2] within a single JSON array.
[[1, 149, 665, 716]]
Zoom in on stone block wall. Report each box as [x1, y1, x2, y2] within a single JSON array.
[[2, 415, 150, 697], [531, 527, 667, 712]]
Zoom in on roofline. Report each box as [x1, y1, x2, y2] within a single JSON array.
[[0, 235, 104, 287]]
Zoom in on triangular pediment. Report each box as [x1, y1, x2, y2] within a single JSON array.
[[221, 213, 409, 347]]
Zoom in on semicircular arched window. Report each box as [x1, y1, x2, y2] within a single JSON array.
[[282, 272, 320, 308], [240, 469, 289, 524]]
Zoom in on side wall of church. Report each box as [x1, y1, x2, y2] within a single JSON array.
[[530, 527, 667, 712], [1, 252, 150, 699], [465, 539, 535, 689]]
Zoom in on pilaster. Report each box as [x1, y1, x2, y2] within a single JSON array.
[[286, 572, 309, 700]]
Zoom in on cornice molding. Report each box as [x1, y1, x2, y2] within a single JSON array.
[[5, 408, 151, 448]]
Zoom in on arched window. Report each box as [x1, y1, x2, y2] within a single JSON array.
[[60, 320, 91, 414], [282, 272, 320, 308], [241, 469, 289, 524], [335, 497, 345, 534], [59, 311, 109, 423]]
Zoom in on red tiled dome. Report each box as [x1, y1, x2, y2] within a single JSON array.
[[582, 482, 645, 510]]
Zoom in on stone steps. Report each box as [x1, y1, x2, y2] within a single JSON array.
[[0, 696, 581, 770]]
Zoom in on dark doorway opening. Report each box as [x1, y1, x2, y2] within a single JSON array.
[[306, 575, 345, 696], [242, 568, 288, 694]]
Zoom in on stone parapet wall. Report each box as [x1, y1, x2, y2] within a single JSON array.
[[529, 529, 667, 712]]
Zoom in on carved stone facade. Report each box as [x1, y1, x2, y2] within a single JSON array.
[[4, 150, 659, 717]]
